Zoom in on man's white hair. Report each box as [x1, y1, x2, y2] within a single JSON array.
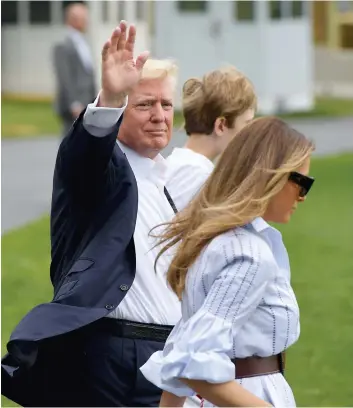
[[141, 59, 178, 90]]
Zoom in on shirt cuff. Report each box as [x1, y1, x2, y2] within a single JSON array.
[[83, 92, 128, 137]]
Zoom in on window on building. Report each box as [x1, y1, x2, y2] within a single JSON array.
[[177, 1, 207, 12], [118, 1, 125, 20], [291, 1, 304, 18], [337, 1, 353, 13], [29, 1, 51, 24], [313, 0, 328, 45], [149, 0, 155, 36], [136, 1, 146, 21], [341, 24, 353, 48], [269, 1, 282, 19], [1, 1, 19, 25], [102, 1, 109, 22], [234, 1, 255, 21]]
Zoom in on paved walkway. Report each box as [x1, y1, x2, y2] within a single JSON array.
[[2, 138, 58, 233], [2, 117, 353, 234]]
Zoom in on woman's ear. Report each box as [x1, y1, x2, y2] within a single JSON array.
[[214, 116, 227, 137]]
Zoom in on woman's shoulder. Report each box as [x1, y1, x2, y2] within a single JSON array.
[[189, 228, 276, 285], [204, 226, 275, 267]]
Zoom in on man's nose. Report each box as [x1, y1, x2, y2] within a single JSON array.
[[150, 104, 164, 122]]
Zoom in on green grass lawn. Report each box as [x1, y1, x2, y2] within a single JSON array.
[[276, 153, 353, 406], [1, 99, 61, 138], [1, 153, 353, 406], [2, 97, 353, 139], [280, 97, 353, 119]]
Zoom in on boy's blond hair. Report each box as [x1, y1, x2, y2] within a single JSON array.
[[182, 66, 257, 135]]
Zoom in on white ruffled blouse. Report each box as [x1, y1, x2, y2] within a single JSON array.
[[140, 218, 300, 407]]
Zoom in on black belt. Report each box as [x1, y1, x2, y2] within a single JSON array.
[[96, 318, 174, 342]]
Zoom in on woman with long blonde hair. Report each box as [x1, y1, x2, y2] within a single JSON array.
[[140, 117, 315, 407]]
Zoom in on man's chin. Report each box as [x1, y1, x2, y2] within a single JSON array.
[[149, 137, 169, 151]]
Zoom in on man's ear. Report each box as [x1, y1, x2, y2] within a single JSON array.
[[213, 116, 227, 137]]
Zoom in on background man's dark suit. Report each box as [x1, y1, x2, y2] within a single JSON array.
[[53, 36, 96, 136], [1, 111, 139, 406]]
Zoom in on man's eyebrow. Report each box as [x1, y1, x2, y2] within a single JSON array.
[[137, 93, 159, 98], [135, 96, 173, 103], [135, 95, 157, 101]]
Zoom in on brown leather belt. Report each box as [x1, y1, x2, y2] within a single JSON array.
[[233, 352, 286, 379], [196, 353, 286, 401]]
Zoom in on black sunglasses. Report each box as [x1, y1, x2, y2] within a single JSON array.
[[288, 172, 315, 197]]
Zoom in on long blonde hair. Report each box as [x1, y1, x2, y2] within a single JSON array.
[[154, 117, 314, 299]]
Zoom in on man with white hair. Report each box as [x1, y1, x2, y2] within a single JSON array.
[[2, 21, 182, 407]]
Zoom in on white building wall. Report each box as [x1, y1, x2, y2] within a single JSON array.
[[1, 1, 150, 97], [153, 0, 314, 114], [261, 20, 314, 113], [2, 26, 67, 95], [2, 0, 314, 114]]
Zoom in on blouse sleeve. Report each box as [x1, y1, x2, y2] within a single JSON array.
[[140, 234, 275, 397]]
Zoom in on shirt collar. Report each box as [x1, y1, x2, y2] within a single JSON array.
[[117, 140, 168, 181], [250, 217, 271, 233], [249, 217, 283, 248]]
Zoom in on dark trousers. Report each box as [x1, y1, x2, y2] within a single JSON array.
[[81, 329, 164, 406], [3, 321, 165, 407], [2, 332, 86, 407]]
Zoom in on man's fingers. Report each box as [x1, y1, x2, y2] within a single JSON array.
[[117, 20, 127, 51], [110, 26, 121, 51], [125, 24, 136, 53], [136, 51, 150, 71], [101, 40, 111, 61]]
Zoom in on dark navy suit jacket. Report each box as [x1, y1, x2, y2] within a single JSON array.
[[2, 110, 139, 401]]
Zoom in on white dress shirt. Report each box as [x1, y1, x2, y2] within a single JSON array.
[[83, 96, 181, 325], [165, 148, 214, 211], [140, 218, 300, 407]]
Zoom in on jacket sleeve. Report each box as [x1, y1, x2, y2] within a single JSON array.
[[55, 101, 126, 204]]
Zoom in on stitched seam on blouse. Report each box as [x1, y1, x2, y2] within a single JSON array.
[[206, 243, 234, 312], [229, 238, 260, 321], [191, 256, 204, 315], [283, 377, 290, 405], [200, 239, 225, 308], [213, 235, 245, 316], [263, 296, 277, 355], [200, 254, 208, 299], [268, 373, 278, 390], [275, 276, 290, 350]]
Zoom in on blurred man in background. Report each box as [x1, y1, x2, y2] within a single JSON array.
[[52, 2, 96, 137]]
